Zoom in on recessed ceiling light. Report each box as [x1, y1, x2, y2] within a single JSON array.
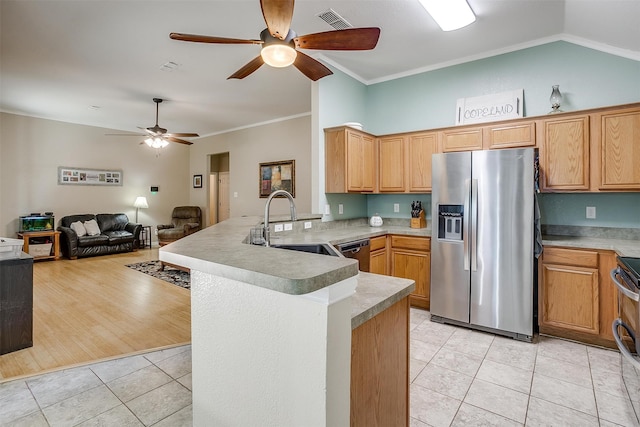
[[160, 61, 179, 72], [418, 0, 476, 31]]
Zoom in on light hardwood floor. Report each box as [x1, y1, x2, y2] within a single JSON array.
[[0, 248, 191, 381]]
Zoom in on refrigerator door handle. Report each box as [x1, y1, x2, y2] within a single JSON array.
[[463, 179, 470, 271], [471, 179, 478, 271]]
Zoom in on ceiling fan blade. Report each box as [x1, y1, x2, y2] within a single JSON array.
[[166, 136, 193, 146], [170, 33, 262, 45], [105, 133, 146, 137], [165, 132, 200, 138], [227, 56, 265, 80], [293, 51, 333, 81], [260, 0, 294, 40], [295, 27, 381, 50]]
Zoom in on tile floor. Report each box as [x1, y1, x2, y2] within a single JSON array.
[[2, 309, 639, 426]]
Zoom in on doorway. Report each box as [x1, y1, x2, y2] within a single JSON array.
[[208, 152, 230, 225]]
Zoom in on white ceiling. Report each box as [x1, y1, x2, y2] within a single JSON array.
[[1, 0, 639, 138]]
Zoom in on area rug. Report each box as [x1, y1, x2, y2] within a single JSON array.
[[126, 260, 190, 290]]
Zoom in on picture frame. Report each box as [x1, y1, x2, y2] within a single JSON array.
[[259, 160, 295, 198], [58, 166, 123, 186], [193, 174, 203, 188]]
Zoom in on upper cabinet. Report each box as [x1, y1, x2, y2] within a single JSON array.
[[538, 114, 590, 191], [378, 132, 438, 193], [325, 127, 376, 193], [592, 106, 640, 191], [324, 103, 640, 194]]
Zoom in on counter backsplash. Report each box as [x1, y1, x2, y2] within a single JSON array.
[[542, 225, 640, 241]]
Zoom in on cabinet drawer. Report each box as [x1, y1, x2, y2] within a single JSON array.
[[370, 236, 386, 252], [543, 247, 598, 268], [390, 235, 430, 251]]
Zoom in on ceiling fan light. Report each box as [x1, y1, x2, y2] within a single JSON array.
[[418, 0, 476, 31], [145, 137, 167, 149], [261, 44, 297, 68]]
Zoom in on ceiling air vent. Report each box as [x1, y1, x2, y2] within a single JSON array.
[[316, 8, 353, 30]]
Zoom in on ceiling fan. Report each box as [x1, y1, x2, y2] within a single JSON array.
[[169, 0, 381, 81], [107, 98, 199, 148]]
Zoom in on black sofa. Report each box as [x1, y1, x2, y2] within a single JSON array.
[[58, 213, 142, 259]]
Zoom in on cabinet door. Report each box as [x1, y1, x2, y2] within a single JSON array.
[[408, 132, 438, 192], [378, 136, 405, 192], [484, 121, 536, 149], [540, 263, 599, 335], [370, 249, 388, 275], [539, 115, 590, 191], [346, 130, 375, 192], [391, 248, 430, 309], [440, 127, 483, 152], [596, 108, 640, 190]]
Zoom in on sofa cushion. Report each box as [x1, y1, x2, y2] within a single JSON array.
[[84, 219, 101, 236], [77, 234, 109, 247], [97, 213, 129, 232], [70, 221, 87, 237], [103, 230, 134, 245]]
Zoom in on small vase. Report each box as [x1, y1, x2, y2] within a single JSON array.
[[549, 85, 563, 114]]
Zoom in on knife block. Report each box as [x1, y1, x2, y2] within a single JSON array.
[[410, 210, 426, 229]]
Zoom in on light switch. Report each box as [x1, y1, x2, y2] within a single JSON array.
[[274, 224, 284, 232], [284, 223, 293, 231], [324, 205, 331, 215], [338, 204, 344, 215], [586, 206, 596, 219], [233, 192, 238, 198], [394, 203, 400, 213]]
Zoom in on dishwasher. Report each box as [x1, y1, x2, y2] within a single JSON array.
[[336, 239, 370, 272]]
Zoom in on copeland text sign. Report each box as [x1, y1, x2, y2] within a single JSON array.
[[455, 89, 524, 125]]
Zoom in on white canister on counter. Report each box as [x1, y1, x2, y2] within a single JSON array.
[[369, 213, 383, 227]]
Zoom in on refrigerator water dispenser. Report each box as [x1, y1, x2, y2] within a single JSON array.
[[438, 205, 463, 241]]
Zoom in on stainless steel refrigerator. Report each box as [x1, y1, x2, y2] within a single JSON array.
[[430, 147, 535, 341]]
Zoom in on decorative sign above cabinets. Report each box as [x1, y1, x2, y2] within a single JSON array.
[[455, 89, 524, 125]]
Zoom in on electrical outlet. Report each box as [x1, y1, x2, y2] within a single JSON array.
[[324, 204, 331, 215], [274, 224, 284, 232], [338, 204, 344, 215], [394, 203, 400, 213], [284, 223, 293, 231], [233, 192, 238, 198], [586, 206, 596, 219], [304, 221, 312, 229]]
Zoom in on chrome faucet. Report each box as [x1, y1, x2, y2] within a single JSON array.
[[263, 190, 297, 247]]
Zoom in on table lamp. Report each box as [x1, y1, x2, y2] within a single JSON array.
[[133, 196, 148, 223]]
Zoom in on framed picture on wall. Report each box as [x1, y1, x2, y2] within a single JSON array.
[[193, 174, 203, 188], [259, 160, 295, 198]]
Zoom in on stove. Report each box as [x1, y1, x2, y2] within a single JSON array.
[[612, 256, 640, 424]]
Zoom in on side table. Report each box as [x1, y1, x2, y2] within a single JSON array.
[[139, 226, 152, 249], [17, 230, 61, 261]]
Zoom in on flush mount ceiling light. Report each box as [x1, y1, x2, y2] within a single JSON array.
[[259, 29, 297, 68], [418, 0, 476, 31]]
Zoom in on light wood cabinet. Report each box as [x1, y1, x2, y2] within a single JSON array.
[[351, 297, 409, 427], [539, 246, 618, 348], [369, 236, 388, 275], [538, 114, 590, 191], [408, 132, 438, 192], [390, 236, 430, 309], [378, 136, 405, 192], [325, 127, 376, 193], [484, 120, 536, 149], [440, 127, 483, 152], [592, 106, 640, 190]]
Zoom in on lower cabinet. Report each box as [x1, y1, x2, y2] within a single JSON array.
[[351, 297, 409, 427], [539, 246, 617, 348], [369, 236, 388, 275], [390, 235, 430, 309]]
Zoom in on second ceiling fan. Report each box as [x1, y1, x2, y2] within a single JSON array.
[[169, 0, 381, 81]]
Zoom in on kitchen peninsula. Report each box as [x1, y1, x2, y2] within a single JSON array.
[[160, 215, 415, 427]]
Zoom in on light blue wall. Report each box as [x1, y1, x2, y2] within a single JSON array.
[[317, 41, 640, 228], [366, 41, 640, 134], [317, 69, 369, 219], [367, 194, 431, 220]]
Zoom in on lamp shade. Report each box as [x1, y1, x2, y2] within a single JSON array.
[[133, 196, 149, 209]]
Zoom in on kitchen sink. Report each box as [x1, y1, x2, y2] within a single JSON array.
[[270, 243, 340, 257]]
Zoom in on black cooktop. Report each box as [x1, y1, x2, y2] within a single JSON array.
[[619, 257, 640, 287]]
